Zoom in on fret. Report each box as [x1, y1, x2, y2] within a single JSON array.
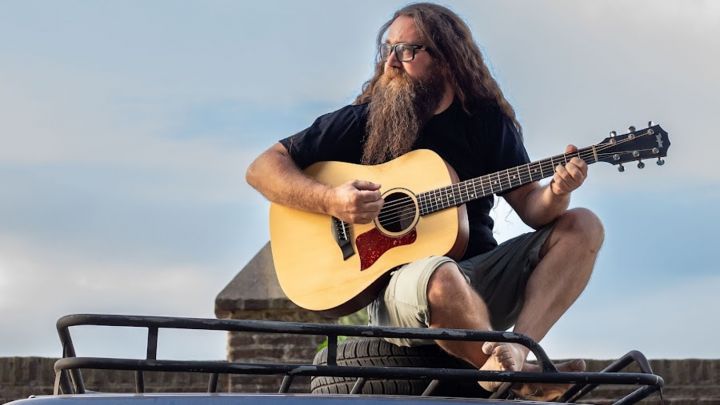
[[528, 163, 538, 182], [417, 141, 614, 217]]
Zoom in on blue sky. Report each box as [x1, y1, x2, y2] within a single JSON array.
[[1, 1, 718, 361]]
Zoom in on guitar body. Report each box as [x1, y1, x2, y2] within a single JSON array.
[[270, 149, 468, 317]]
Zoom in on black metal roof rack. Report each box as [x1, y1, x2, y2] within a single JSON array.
[[54, 314, 663, 404]]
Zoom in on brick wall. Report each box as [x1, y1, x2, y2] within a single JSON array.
[[3, 356, 719, 403], [0, 357, 228, 404], [220, 307, 331, 394]]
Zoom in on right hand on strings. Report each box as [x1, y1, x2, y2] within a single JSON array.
[[327, 180, 384, 224]]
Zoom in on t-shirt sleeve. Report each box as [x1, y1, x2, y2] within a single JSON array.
[[485, 111, 530, 196], [279, 104, 366, 169]]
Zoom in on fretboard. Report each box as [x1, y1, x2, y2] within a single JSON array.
[[418, 146, 597, 216]]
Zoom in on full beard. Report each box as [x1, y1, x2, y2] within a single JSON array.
[[362, 66, 446, 165]]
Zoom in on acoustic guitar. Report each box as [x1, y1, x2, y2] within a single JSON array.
[[269, 124, 670, 316]]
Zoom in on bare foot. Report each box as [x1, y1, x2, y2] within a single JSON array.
[[477, 342, 527, 392], [512, 359, 587, 401]]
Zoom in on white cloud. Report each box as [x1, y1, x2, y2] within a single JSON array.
[[541, 274, 720, 359], [0, 234, 230, 358]]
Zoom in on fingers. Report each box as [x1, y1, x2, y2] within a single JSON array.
[[332, 179, 384, 224], [352, 179, 381, 191], [551, 145, 587, 195]]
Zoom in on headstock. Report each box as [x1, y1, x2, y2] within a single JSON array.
[[595, 123, 670, 171]]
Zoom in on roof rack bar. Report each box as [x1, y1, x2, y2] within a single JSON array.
[[208, 373, 219, 393], [350, 377, 366, 394], [135, 370, 145, 393], [53, 314, 664, 403], [56, 314, 557, 371], [53, 356, 663, 387], [561, 350, 656, 403], [421, 379, 439, 396], [146, 326, 158, 360], [327, 334, 338, 366], [279, 375, 294, 393], [56, 319, 86, 394], [53, 369, 73, 395], [614, 385, 663, 405]]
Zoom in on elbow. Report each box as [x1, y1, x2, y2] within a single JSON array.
[[245, 142, 291, 191]]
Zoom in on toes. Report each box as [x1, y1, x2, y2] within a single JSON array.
[[482, 342, 519, 370], [482, 341, 496, 355]]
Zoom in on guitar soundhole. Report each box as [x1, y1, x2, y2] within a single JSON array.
[[376, 189, 419, 235]]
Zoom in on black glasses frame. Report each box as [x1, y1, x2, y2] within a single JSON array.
[[380, 42, 426, 62]]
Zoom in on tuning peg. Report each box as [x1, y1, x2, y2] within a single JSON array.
[[628, 125, 636, 132], [648, 121, 654, 127], [657, 157, 665, 166], [618, 164, 625, 172], [637, 160, 645, 169], [610, 130, 617, 137]]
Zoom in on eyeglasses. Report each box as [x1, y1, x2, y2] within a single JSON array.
[[379, 42, 426, 62]]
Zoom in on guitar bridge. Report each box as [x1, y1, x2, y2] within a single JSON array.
[[331, 217, 355, 260]]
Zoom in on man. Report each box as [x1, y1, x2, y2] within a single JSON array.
[[247, 3, 604, 400]]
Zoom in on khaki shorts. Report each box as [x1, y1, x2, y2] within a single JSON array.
[[367, 225, 554, 347]]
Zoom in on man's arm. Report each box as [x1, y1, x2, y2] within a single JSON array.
[[246, 142, 384, 224], [503, 145, 588, 229]]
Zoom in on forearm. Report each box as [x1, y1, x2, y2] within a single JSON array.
[[521, 182, 571, 229], [246, 144, 333, 215]]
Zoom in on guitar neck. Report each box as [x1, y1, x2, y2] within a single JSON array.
[[418, 145, 598, 216]]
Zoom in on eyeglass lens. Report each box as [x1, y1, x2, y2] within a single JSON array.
[[381, 44, 416, 62]]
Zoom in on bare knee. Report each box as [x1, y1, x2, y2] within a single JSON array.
[[426, 262, 469, 306], [554, 207, 605, 251]]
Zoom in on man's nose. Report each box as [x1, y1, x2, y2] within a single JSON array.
[[385, 49, 403, 69]]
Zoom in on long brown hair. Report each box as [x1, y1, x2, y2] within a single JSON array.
[[355, 3, 522, 137]]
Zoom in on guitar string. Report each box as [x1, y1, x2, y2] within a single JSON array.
[[374, 136, 636, 215], [328, 133, 659, 229], [375, 131, 657, 216], [376, 147, 660, 227], [335, 143, 658, 232], [375, 142, 661, 227], [375, 142, 640, 221], [377, 149, 660, 228]]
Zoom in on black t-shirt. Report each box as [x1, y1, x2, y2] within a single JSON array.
[[279, 100, 530, 259]]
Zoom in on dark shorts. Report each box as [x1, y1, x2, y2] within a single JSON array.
[[367, 224, 555, 347]]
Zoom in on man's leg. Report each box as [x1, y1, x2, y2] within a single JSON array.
[[426, 262, 493, 367], [426, 208, 603, 391], [480, 208, 603, 397], [483, 208, 604, 363]]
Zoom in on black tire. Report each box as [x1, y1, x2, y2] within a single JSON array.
[[310, 338, 489, 397]]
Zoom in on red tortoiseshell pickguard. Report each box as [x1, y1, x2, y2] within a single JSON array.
[[356, 228, 417, 270]]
